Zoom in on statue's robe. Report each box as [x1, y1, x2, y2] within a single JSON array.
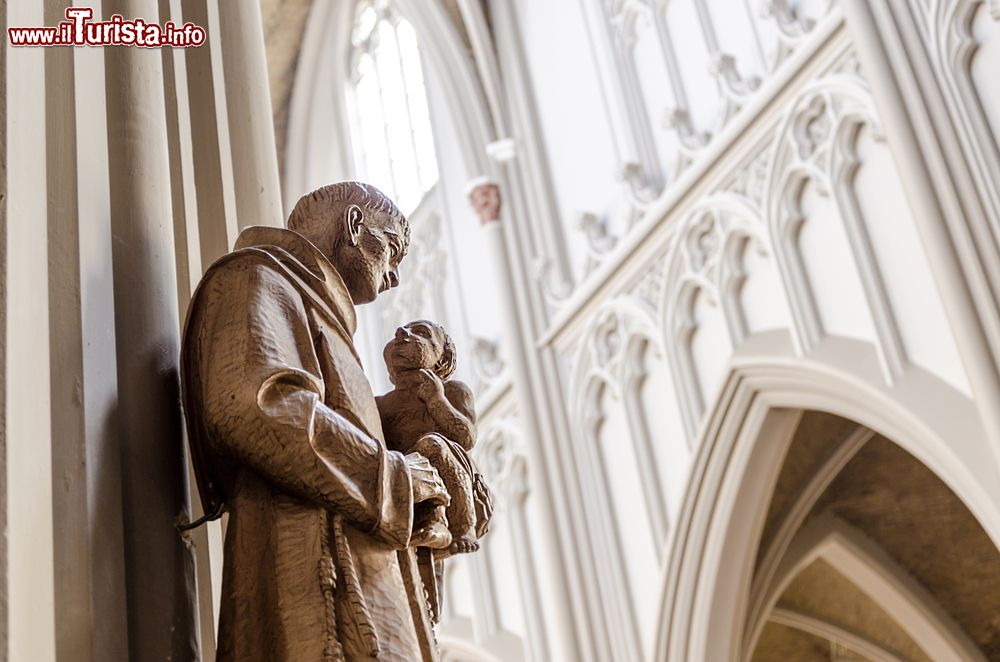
[[181, 226, 437, 662]]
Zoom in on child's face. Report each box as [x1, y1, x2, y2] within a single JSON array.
[[384, 321, 445, 376]]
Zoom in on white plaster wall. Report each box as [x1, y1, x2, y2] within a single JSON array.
[[513, 6, 992, 656], [282, 1, 1000, 658], [6, 2, 56, 656], [594, 387, 660, 657], [425, 71, 505, 347], [637, 346, 691, 517], [510, 0, 623, 281], [851, 124, 969, 392], [739, 237, 791, 334]]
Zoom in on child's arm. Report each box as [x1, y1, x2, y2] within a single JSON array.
[[416, 371, 477, 450]]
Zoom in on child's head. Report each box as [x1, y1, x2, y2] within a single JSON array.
[[383, 320, 457, 383]]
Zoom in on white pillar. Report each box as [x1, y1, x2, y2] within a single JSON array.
[[842, 0, 1000, 460], [104, 0, 199, 658], [468, 179, 570, 662], [6, 0, 56, 658], [182, 0, 240, 265], [218, 0, 283, 228]]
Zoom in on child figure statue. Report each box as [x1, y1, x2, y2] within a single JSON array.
[[377, 320, 482, 555]]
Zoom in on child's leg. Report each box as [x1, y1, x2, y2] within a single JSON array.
[[413, 434, 479, 554]]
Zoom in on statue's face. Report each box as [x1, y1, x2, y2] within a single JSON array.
[[383, 321, 445, 376], [338, 207, 408, 305]]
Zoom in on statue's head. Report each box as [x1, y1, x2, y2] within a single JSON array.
[[287, 182, 410, 305], [383, 320, 457, 384]]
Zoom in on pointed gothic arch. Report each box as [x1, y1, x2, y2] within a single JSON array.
[[654, 330, 1000, 661]]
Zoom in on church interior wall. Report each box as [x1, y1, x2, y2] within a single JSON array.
[[4, 0, 1000, 659]]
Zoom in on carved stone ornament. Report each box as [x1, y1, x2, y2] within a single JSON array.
[[466, 178, 502, 225], [180, 182, 491, 662]]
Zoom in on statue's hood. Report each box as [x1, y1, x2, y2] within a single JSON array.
[[234, 225, 357, 337]]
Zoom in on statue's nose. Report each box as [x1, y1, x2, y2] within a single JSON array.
[[388, 268, 399, 288], [395, 327, 407, 340]]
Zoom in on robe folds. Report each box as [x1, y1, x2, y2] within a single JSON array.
[[181, 226, 437, 662]]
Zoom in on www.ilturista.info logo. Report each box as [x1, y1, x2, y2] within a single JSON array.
[[8, 7, 206, 48]]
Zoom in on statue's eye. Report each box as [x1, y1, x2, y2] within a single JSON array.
[[389, 240, 402, 262], [414, 326, 430, 338]]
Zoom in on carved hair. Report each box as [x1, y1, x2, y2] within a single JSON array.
[[416, 319, 457, 380], [287, 181, 410, 247]]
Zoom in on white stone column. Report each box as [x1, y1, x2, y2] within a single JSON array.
[[842, 0, 1000, 460], [468, 179, 572, 662], [217, 0, 283, 228], [182, 0, 240, 266], [45, 1, 129, 659], [104, 0, 199, 659], [6, 0, 56, 659]]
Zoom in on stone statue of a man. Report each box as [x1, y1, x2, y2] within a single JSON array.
[[180, 182, 452, 661]]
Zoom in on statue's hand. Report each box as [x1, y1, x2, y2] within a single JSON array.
[[406, 452, 450, 507], [415, 369, 446, 403]]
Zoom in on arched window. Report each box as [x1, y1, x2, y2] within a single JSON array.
[[349, 0, 438, 214]]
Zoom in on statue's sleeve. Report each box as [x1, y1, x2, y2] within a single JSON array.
[[193, 257, 413, 548]]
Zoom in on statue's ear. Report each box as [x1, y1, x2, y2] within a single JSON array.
[[345, 204, 364, 245]]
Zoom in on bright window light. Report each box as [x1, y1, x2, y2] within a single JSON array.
[[349, 1, 439, 214]]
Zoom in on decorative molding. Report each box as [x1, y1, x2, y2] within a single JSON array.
[[575, 299, 665, 387], [485, 137, 517, 162], [580, 0, 665, 208], [577, 212, 619, 275], [471, 421, 555, 662], [761, 0, 818, 40], [468, 337, 506, 394], [710, 53, 762, 100], [539, 7, 847, 352], [629, 259, 666, 314], [661, 193, 773, 440], [572, 377, 645, 662], [767, 608, 908, 662], [728, 149, 771, 206], [654, 332, 998, 661], [474, 419, 526, 507], [745, 426, 875, 645], [565, 299, 672, 660], [930, 0, 1000, 249], [764, 73, 909, 382]]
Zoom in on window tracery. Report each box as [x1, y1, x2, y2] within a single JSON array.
[[349, 0, 438, 214]]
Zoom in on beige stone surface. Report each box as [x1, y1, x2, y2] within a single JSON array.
[[260, 0, 313, 186], [811, 436, 1000, 658], [778, 558, 930, 662], [755, 412, 859, 570], [751, 622, 831, 662]]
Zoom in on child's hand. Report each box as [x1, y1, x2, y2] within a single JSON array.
[[415, 369, 446, 402]]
